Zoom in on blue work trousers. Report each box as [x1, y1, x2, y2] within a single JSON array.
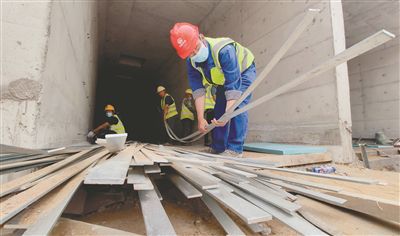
[[211, 64, 256, 153]]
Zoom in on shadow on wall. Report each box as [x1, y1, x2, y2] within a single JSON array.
[[93, 65, 167, 143]]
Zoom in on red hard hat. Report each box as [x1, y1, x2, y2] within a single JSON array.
[[170, 22, 199, 59]]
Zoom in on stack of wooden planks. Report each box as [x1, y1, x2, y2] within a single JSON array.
[[1, 143, 398, 235]]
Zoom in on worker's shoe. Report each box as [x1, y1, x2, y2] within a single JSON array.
[[221, 149, 243, 158], [200, 147, 221, 154]]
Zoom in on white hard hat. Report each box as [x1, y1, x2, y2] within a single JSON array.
[[156, 86, 166, 94]]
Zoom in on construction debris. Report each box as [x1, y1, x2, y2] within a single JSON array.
[[1, 143, 398, 235]]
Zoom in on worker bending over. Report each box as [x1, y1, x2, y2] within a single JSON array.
[[157, 86, 180, 142], [204, 82, 216, 146], [170, 23, 256, 157], [180, 89, 195, 138], [87, 104, 126, 143]]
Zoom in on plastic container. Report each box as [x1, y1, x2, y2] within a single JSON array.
[[104, 133, 128, 152]]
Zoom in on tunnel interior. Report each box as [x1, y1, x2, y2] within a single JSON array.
[[92, 2, 219, 143]]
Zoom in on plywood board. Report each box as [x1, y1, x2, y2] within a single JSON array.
[[244, 142, 327, 155]]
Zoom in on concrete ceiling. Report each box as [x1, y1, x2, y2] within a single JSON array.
[[99, 1, 219, 75]]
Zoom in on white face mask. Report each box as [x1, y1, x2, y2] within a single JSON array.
[[191, 42, 209, 63], [106, 112, 113, 117]]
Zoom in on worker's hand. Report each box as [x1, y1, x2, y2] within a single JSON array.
[[211, 118, 227, 127], [87, 130, 96, 138], [197, 118, 208, 133]]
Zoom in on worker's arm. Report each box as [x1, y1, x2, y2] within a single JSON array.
[[163, 105, 169, 120], [186, 59, 208, 132], [195, 95, 208, 133], [93, 122, 110, 134], [212, 44, 241, 127]]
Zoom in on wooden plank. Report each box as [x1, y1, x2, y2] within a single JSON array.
[[0, 150, 108, 224], [133, 150, 154, 166], [206, 187, 272, 224], [212, 165, 257, 178], [265, 179, 347, 205], [50, 218, 138, 236], [168, 174, 202, 199], [171, 164, 220, 190], [214, 172, 250, 185], [21, 164, 94, 235], [296, 195, 399, 235], [256, 171, 342, 192], [138, 189, 176, 236], [225, 181, 301, 214], [227, 30, 396, 121], [243, 142, 327, 155], [127, 167, 147, 184], [326, 191, 400, 223], [248, 165, 380, 184], [141, 149, 169, 163], [201, 194, 245, 236], [232, 186, 328, 236], [84, 145, 141, 185], [0, 144, 46, 155], [144, 164, 161, 174], [134, 183, 154, 191], [0, 155, 67, 171]]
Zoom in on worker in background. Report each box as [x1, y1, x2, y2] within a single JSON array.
[[170, 23, 256, 157], [157, 86, 180, 143], [180, 89, 195, 139], [87, 104, 126, 144], [204, 82, 216, 146]]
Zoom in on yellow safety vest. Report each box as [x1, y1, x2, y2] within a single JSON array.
[[190, 37, 255, 86], [180, 98, 194, 120], [110, 114, 126, 134], [161, 94, 178, 119], [204, 83, 215, 110]]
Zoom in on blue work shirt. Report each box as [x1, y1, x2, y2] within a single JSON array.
[[186, 42, 242, 101]]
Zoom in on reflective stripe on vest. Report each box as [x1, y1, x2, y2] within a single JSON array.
[[204, 83, 215, 110], [110, 114, 126, 134], [190, 37, 255, 86], [180, 100, 194, 120], [161, 94, 178, 119]]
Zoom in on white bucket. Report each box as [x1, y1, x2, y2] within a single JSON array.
[[104, 133, 128, 152]]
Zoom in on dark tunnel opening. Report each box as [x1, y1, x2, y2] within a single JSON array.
[[93, 62, 168, 144]]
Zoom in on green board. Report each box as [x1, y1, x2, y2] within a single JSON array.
[[243, 143, 327, 155]]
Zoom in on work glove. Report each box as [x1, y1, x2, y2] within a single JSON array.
[[87, 130, 96, 138]]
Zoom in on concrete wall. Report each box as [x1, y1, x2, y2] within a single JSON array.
[[160, 1, 353, 162], [344, 1, 400, 139], [1, 1, 99, 148]]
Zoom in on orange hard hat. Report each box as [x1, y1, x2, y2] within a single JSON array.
[[170, 22, 199, 59], [104, 104, 115, 112]]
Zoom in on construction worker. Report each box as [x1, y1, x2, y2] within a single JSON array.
[[204, 82, 216, 146], [157, 86, 180, 142], [170, 23, 256, 157], [87, 104, 126, 143], [180, 89, 195, 138]]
